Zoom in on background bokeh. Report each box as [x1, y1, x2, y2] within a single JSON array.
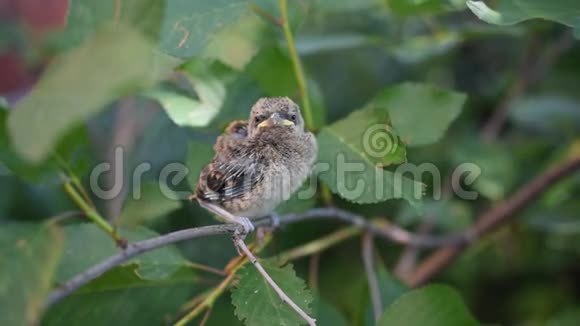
[[2, 0, 580, 325]]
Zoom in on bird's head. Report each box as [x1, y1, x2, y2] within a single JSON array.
[[248, 97, 304, 137]]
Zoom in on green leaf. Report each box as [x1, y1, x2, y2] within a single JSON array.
[[388, 0, 459, 16], [51, 0, 273, 61], [364, 267, 409, 326], [466, 0, 580, 38], [145, 59, 231, 128], [43, 264, 198, 326], [160, 0, 250, 58], [316, 104, 424, 209], [49, 0, 165, 50], [251, 0, 307, 33], [231, 258, 314, 326], [56, 224, 188, 281], [372, 83, 467, 147], [0, 223, 64, 326], [296, 34, 376, 55], [375, 268, 409, 308], [391, 32, 461, 64], [8, 24, 168, 163], [119, 182, 182, 227], [203, 12, 266, 70], [378, 285, 479, 326], [313, 294, 349, 326], [1, 109, 92, 182], [313, 0, 385, 12], [144, 89, 206, 126], [326, 105, 407, 167]]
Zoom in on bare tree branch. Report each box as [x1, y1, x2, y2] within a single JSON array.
[[44, 207, 474, 309], [394, 222, 433, 278], [481, 32, 574, 142], [45, 224, 238, 307], [282, 208, 475, 247], [308, 253, 321, 290], [362, 232, 382, 323], [407, 155, 580, 287]]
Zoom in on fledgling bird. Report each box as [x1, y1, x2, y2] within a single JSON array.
[[213, 120, 248, 153], [193, 97, 317, 233]]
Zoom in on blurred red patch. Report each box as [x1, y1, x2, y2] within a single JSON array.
[[0, 0, 68, 32], [0, 52, 33, 93]]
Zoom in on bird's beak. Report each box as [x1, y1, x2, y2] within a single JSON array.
[[258, 112, 295, 128]]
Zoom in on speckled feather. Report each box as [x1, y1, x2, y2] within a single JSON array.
[[195, 97, 317, 219], [213, 120, 248, 153]]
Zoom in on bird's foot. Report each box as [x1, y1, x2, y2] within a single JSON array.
[[270, 211, 281, 229], [232, 217, 254, 256], [233, 216, 255, 237]]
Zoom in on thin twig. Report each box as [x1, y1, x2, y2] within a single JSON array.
[[113, 0, 122, 23], [199, 308, 212, 326], [174, 258, 247, 326], [62, 180, 126, 247], [393, 222, 433, 278], [53, 154, 96, 209], [277, 226, 361, 263], [46, 211, 85, 225], [362, 233, 382, 323], [107, 97, 138, 223], [393, 180, 452, 276], [45, 224, 238, 308], [407, 155, 580, 286], [175, 272, 238, 326], [250, 4, 283, 26], [186, 261, 227, 277], [481, 32, 574, 142], [283, 209, 475, 247], [44, 208, 482, 308], [308, 254, 320, 290], [279, 0, 315, 131], [175, 237, 270, 326], [233, 235, 317, 326], [178, 289, 211, 314]]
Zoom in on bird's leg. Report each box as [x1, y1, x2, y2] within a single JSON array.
[[270, 211, 282, 229], [256, 211, 281, 246], [198, 201, 255, 236]]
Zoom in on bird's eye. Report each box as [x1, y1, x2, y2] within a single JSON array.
[[290, 114, 297, 121], [254, 116, 262, 123]]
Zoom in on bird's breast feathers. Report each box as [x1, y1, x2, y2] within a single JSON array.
[[197, 128, 316, 218]]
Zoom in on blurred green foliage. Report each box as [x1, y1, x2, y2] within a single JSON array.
[[1, 0, 580, 325]]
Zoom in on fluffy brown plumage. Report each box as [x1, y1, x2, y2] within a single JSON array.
[[194, 97, 317, 232]]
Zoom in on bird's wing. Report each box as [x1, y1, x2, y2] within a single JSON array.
[[195, 146, 260, 203], [214, 120, 248, 152]]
